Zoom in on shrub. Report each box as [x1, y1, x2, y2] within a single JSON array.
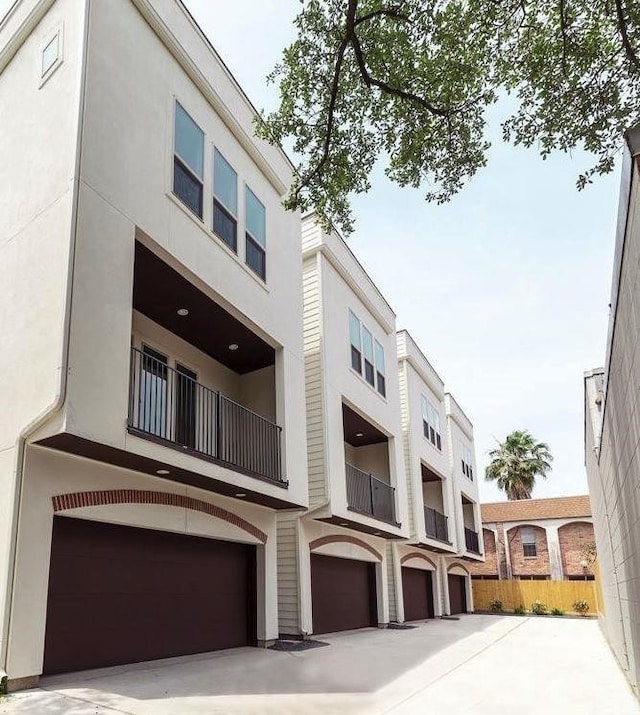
[[513, 605, 526, 615], [489, 599, 503, 613], [0, 674, 6, 697], [573, 600, 590, 616], [531, 600, 547, 615], [550, 608, 565, 616]]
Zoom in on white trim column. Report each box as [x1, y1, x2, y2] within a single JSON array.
[[545, 525, 563, 580]]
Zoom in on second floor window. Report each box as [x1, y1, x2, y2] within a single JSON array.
[[521, 527, 537, 557], [173, 102, 204, 218], [421, 396, 442, 450], [246, 187, 266, 280], [461, 444, 474, 480], [348, 312, 386, 396], [213, 149, 238, 252]]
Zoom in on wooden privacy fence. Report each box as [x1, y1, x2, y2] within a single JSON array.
[[473, 579, 599, 614]]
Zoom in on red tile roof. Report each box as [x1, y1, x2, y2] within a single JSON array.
[[481, 495, 591, 523]]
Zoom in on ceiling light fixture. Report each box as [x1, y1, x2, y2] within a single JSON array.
[[340, 522, 348, 526], [235, 493, 247, 498], [228, 343, 239, 351], [156, 469, 170, 475], [177, 308, 189, 316], [356, 432, 364, 437]]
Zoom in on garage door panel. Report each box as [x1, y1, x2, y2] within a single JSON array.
[[44, 516, 255, 675], [448, 574, 467, 615], [402, 567, 434, 621], [310, 554, 377, 634]]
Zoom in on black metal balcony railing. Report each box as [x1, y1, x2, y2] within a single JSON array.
[[424, 506, 449, 542], [128, 347, 283, 484], [465, 527, 480, 554], [345, 462, 397, 525]]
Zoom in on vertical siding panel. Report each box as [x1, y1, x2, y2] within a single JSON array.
[[276, 512, 300, 635]]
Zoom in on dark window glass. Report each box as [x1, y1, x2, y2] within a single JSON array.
[[429, 426, 435, 445], [364, 360, 375, 386], [246, 234, 266, 280], [523, 543, 537, 557], [376, 372, 386, 397], [213, 200, 237, 251], [140, 347, 168, 439], [423, 420, 429, 439], [174, 157, 203, 218], [469, 466, 474, 480], [436, 433, 441, 451], [351, 346, 362, 373]]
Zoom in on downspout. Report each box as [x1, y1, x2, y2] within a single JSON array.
[[0, 0, 91, 680]]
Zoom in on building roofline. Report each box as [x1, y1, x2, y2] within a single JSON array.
[[302, 211, 397, 320]]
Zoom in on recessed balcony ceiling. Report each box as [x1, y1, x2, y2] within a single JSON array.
[[342, 403, 387, 446], [133, 242, 275, 374], [421, 464, 442, 482]]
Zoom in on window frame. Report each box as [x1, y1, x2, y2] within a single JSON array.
[[245, 185, 266, 281], [348, 311, 387, 398], [212, 147, 238, 253], [521, 527, 537, 557], [173, 101, 205, 219], [39, 27, 63, 86], [421, 396, 442, 451]]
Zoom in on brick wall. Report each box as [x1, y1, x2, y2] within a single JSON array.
[[470, 529, 499, 577], [558, 521, 595, 577], [508, 525, 550, 578]]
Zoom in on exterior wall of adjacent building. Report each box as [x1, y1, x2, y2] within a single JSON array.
[[584, 130, 640, 697], [471, 518, 594, 580]]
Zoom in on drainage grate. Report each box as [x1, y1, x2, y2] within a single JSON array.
[[269, 639, 330, 652]]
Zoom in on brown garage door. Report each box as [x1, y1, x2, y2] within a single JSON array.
[[310, 554, 377, 634], [448, 573, 467, 615], [402, 567, 434, 621], [43, 516, 256, 675]]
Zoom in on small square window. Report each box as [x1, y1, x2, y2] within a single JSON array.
[[42, 34, 59, 77]]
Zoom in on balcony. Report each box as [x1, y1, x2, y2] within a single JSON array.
[[345, 462, 397, 525], [424, 506, 449, 543], [465, 527, 480, 554], [128, 346, 283, 484]]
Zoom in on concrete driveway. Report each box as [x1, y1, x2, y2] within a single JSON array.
[[1, 615, 638, 715]]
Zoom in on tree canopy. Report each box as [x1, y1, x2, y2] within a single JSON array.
[[485, 430, 553, 500], [257, 0, 640, 233]]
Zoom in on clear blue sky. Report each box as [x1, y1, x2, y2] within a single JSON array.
[[1, 0, 620, 503]]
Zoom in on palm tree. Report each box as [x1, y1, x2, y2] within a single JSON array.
[[485, 430, 553, 500]]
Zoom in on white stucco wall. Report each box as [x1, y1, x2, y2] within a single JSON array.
[[57, 0, 307, 507]]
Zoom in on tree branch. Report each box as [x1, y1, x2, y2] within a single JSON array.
[[354, 6, 411, 26], [614, 0, 640, 71]]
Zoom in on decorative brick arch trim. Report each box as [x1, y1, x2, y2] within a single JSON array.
[[400, 552, 437, 569], [557, 519, 593, 532], [447, 562, 470, 575], [52, 490, 267, 543], [309, 535, 382, 561]]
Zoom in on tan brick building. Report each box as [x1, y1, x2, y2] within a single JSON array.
[[469, 496, 594, 581]]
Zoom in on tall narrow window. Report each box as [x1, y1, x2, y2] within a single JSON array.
[[349, 311, 362, 373], [173, 102, 204, 218], [213, 149, 238, 251], [245, 187, 266, 280], [462, 444, 474, 479], [422, 396, 442, 450], [362, 327, 375, 386], [521, 527, 537, 557], [374, 339, 386, 397]]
